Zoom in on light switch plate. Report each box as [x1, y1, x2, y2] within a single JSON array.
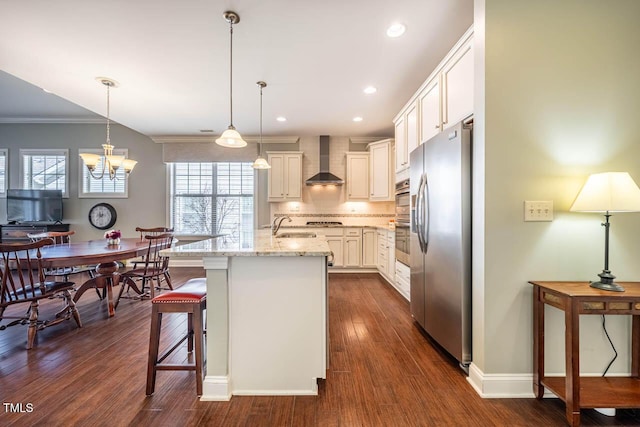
[[524, 201, 553, 222]]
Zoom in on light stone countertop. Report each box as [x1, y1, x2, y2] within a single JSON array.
[[161, 229, 331, 257]]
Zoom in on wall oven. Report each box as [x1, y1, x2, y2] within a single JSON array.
[[395, 180, 410, 266]]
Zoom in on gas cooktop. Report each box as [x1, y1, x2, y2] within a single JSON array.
[[306, 221, 343, 226]]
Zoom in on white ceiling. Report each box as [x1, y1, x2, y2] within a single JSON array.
[[0, 0, 473, 139]]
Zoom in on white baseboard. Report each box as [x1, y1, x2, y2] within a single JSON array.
[[328, 268, 378, 273], [200, 376, 232, 401], [467, 363, 541, 398]]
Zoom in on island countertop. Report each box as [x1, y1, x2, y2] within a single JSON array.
[[161, 229, 331, 257]]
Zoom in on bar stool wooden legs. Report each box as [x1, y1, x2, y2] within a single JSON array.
[[146, 278, 207, 396]]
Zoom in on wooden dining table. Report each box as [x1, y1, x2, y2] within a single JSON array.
[[34, 237, 159, 317]]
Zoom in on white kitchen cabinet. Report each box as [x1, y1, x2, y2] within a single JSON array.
[[267, 152, 302, 201], [377, 228, 395, 284], [310, 227, 344, 268], [362, 228, 377, 268], [394, 27, 473, 182], [367, 139, 394, 202], [394, 261, 410, 301], [406, 103, 418, 160], [442, 37, 473, 130], [345, 152, 369, 201], [343, 236, 362, 267], [394, 115, 407, 174], [419, 78, 441, 144], [394, 101, 418, 179]]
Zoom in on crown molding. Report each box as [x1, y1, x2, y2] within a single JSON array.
[[0, 117, 105, 124], [151, 135, 300, 144], [349, 136, 392, 144]]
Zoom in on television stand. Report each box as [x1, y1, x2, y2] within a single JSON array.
[[0, 223, 70, 243]]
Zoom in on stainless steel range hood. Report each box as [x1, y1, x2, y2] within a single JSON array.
[[305, 135, 344, 186]]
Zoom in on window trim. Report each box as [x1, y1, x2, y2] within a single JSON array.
[[78, 148, 130, 198], [0, 148, 7, 197], [19, 148, 69, 197]]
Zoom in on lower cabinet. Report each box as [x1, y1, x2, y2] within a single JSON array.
[[362, 228, 377, 268], [394, 261, 410, 301], [377, 228, 395, 284]]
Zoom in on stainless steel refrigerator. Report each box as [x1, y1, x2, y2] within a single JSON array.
[[409, 119, 472, 366]]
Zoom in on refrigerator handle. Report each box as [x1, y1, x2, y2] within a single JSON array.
[[422, 174, 429, 250], [417, 173, 427, 253]]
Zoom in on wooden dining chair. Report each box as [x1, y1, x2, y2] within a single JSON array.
[[27, 231, 97, 282], [0, 238, 82, 349], [116, 233, 174, 306], [131, 227, 174, 286]]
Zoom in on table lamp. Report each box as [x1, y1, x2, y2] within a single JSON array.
[[570, 172, 640, 292]]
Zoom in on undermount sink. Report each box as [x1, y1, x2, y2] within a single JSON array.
[[276, 232, 317, 239]]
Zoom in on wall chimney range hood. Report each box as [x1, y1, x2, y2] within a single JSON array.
[[305, 135, 344, 186]]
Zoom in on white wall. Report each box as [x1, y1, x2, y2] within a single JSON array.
[[0, 123, 166, 240], [477, 0, 640, 378]]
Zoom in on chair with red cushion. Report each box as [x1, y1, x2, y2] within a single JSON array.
[[146, 277, 206, 396]]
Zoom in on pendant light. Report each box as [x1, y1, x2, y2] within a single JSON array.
[[215, 11, 247, 148], [79, 78, 137, 180], [253, 81, 271, 169]]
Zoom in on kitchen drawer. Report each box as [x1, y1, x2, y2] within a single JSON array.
[[344, 228, 362, 237], [308, 227, 343, 237], [395, 261, 410, 282]]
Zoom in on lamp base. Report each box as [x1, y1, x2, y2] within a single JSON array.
[[590, 270, 625, 292]]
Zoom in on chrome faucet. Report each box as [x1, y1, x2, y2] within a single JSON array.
[[272, 215, 292, 235]]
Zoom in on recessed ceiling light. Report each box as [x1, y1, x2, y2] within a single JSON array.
[[363, 86, 377, 94], [42, 88, 52, 94], [353, 117, 363, 122], [276, 116, 287, 122], [386, 23, 406, 38], [200, 129, 214, 133]]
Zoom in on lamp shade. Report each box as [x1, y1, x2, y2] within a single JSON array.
[[215, 127, 248, 148], [252, 156, 271, 169], [570, 172, 640, 212]]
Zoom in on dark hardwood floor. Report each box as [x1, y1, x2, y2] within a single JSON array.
[[1, 268, 639, 426]]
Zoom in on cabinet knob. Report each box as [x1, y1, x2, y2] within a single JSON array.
[[435, 125, 439, 129], [281, 193, 284, 196]]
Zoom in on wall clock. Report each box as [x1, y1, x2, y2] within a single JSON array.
[[88, 203, 117, 230]]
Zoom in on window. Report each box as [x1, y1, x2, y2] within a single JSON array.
[[78, 148, 129, 198], [19, 149, 69, 196], [169, 162, 254, 247], [0, 149, 7, 196]]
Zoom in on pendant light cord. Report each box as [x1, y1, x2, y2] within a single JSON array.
[[259, 84, 263, 156], [106, 83, 111, 145], [229, 20, 234, 128]]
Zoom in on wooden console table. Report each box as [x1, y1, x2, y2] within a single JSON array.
[[530, 281, 640, 426]]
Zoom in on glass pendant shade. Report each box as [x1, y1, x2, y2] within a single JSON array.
[[121, 158, 138, 173], [79, 153, 101, 169], [253, 156, 271, 169], [215, 127, 248, 148]]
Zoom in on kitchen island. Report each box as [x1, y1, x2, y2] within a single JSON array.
[[161, 230, 331, 400]]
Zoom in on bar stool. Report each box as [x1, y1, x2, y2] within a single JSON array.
[[146, 277, 207, 396]]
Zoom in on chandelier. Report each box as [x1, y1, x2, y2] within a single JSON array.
[[79, 78, 137, 180], [215, 11, 247, 148], [252, 81, 271, 169]]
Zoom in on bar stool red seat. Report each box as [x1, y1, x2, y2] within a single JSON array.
[[146, 277, 206, 396]]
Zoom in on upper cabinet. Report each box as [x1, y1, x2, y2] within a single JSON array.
[[419, 78, 441, 144], [346, 152, 370, 201], [442, 37, 474, 130], [394, 116, 407, 173], [267, 152, 303, 201], [394, 27, 473, 181], [368, 139, 394, 202]]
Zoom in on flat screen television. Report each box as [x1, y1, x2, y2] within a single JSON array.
[[6, 189, 63, 223]]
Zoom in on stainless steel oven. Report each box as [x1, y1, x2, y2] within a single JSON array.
[[395, 180, 410, 266]]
